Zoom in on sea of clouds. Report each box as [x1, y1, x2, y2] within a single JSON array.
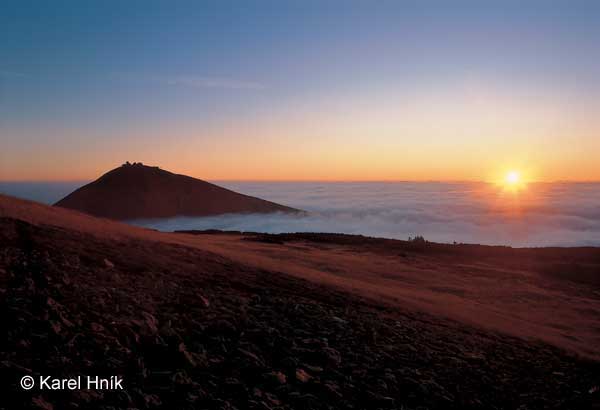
[[2, 181, 600, 247], [133, 181, 600, 247]]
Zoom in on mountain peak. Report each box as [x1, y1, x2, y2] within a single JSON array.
[[119, 161, 158, 170], [54, 164, 298, 220]]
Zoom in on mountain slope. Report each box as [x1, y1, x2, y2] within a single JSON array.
[[1, 194, 598, 409], [54, 162, 298, 220]]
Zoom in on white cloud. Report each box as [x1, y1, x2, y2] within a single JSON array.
[[4, 180, 599, 247], [130, 182, 600, 247]]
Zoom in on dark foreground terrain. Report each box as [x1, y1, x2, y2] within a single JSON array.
[[1, 212, 600, 410]]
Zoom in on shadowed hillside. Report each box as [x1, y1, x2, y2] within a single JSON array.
[[1, 195, 600, 409], [54, 163, 298, 220]]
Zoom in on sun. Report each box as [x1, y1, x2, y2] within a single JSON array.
[[502, 170, 526, 191], [505, 170, 520, 185]]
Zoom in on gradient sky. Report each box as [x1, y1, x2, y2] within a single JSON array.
[[1, 1, 599, 181]]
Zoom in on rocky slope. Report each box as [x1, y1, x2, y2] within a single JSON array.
[[1, 197, 599, 409]]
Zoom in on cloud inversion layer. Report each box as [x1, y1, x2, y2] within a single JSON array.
[[132, 182, 600, 247]]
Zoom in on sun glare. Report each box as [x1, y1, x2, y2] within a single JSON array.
[[506, 171, 520, 185], [502, 170, 526, 191]]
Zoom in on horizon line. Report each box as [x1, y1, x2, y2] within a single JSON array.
[[2, 178, 600, 184]]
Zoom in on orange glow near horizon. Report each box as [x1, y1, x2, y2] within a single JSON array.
[[1, 151, 600, 183], [2, 161, 598, 183], [1, 89, 599, 183]]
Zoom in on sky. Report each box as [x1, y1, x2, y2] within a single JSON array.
[[1, 0, 599, 182]]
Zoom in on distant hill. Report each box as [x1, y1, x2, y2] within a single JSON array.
[[54, 162, 299, 219]]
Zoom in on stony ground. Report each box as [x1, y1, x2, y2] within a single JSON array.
[[1, 217, 599, 409]]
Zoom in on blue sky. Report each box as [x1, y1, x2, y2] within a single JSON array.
[[1, 1, 599, 181]]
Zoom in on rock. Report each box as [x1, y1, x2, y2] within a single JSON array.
[[378, 396, 396, 408], [59, 273, 71, 285], [57, 311, 74, 328], [178, 342, 197, 367], [172, 371, 192, 385], [288, 392, 318, 405], [364, 391, 396, 408], [142, 312, 158, 334], [46, 296, 58, 308], [237, 348, 264, 368], [199, 295, 210, 307], [90, 322, 105, 333], [322, 347, 342, 366], [32, 396, 53, 410], [304, 364, 323, 373], [323, 382, 343, 398], [212, 319, 237, 336], [264, 393, 281, 406], [143, 394, 162, 407], [295, 368, 312, 383], [49, 320, 61, 335], [72, 389, 102, 403], [265, 371, 287, 385]]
